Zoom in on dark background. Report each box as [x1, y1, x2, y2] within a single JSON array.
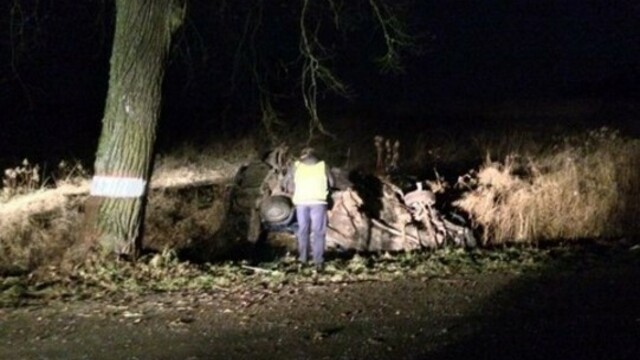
[[0, 1, 638, 168]]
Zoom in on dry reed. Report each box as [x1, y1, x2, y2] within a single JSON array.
[[455, 128, 640, 244]]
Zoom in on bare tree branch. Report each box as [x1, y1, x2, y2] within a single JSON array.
[[368, 0, 415, 73], [326, 0, 343, 29], [299, 0, 351, 142]]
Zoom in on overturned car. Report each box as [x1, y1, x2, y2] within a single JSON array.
[[222, 143, 476, 253]]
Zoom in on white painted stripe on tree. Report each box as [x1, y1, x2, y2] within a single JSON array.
[[90, 176, 147, 198]]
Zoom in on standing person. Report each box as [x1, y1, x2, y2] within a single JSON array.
[[285, 147, 334, 272]]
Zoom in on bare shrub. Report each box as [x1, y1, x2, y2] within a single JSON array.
[[2, 159, 41, 202], [409, 130, 467, 170], [52, 160, 90, 187], [455, 128, 640, 244], [469, 128, 549, 162]]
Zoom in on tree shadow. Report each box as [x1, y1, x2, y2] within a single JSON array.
[[418, 241, 640, 360]]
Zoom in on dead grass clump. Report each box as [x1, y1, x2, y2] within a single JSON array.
[[0, 159, 90, 274], [0, 197, 84, 275], [455, 128, 640, 244]]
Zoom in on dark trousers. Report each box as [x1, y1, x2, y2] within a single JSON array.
[[295, 204, 327, 265]]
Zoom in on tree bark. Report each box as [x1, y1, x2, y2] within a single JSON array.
[[85, 0, 185, 258]]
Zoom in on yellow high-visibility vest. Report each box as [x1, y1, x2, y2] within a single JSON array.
[[292, 161, 328, 204]]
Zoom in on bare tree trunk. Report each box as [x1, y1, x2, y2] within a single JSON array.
[[85, 0, 185, 258]]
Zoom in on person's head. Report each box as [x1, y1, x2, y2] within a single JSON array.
[[300, 147, 316, 160]]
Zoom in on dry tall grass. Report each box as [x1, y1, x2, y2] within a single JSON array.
[[0, 189, 86, 275], [152, 136, 257, 187], [0, 159, 90, 275], [0, 137, 258, 274], [2, 124, 638, 274], [455, 128, 640, 244]]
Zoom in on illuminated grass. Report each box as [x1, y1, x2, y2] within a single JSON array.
[[455, 128, 640, 244]]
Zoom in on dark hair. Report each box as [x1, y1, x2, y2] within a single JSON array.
[[300, 147, 315, 159]]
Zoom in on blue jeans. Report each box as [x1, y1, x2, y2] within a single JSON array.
[[295, 204, 327, 265]]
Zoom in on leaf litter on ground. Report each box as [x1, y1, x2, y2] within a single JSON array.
[[1, 240, 638, 308]]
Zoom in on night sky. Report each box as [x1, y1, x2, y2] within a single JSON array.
[[417, 1, 639, 99], [0, 1, 638, 166]]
